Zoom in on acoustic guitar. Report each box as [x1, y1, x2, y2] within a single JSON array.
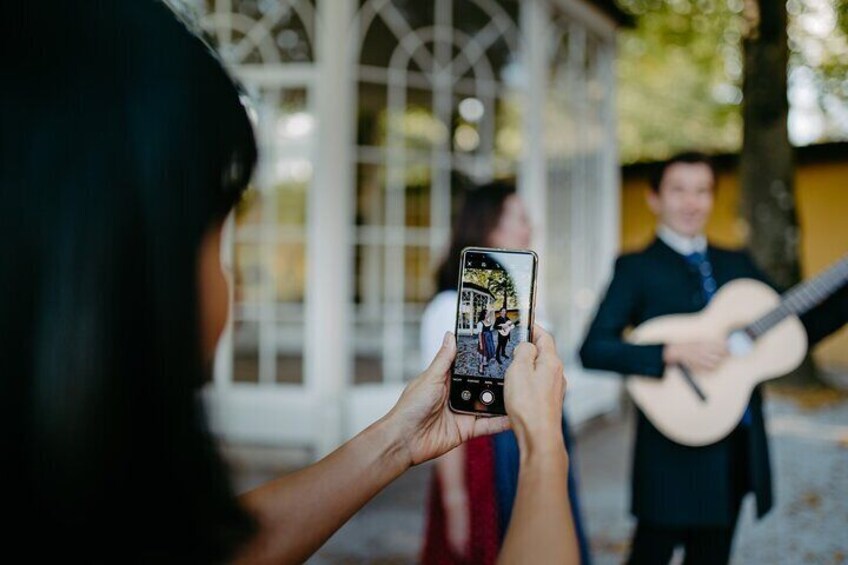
[[625, 256, 847, 447], [498, 319, 519, 337]]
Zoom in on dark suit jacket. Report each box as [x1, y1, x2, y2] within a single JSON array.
[[495, 316, 510, 342], [579, 239, 777, 527], [800, 270, 848, 348]]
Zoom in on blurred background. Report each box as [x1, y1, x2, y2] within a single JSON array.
[[167, 1, 847, 562]]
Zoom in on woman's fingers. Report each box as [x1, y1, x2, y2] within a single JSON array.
[[531, 323, 551, 343], [471, 415, 511, 437], [532, 325, 557, 358], [510, 341, 538, 371], [424, 332, 456, 380]]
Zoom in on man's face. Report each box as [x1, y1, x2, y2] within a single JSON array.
[[500, 309, 507, 317], [646, 162, 715, 238]]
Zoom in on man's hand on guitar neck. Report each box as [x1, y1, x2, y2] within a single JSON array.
[[662, 341, 728, 373]]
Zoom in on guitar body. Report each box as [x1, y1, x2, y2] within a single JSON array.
[[626, 279, 808, 446], [498, 320, 518, 337]]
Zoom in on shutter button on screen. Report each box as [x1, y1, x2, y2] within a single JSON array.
[[480, 390, 495, 405]]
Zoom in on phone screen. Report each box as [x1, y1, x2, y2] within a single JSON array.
[[450, 247, 538, 415]]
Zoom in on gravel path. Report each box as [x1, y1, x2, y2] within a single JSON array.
[[546, 390, 848, 565], [455, 329, 523, 379]]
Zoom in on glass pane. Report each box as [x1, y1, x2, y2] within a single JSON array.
[[354, 243, 383, 310], [234, 186, 263, 227], [357, 82, 387, 146], [263, 2, 314, 64], [199, 0, 315, 65], [362, 88, 444, 155], [405, 245, 433, 303], [405, 182, 430, 228], [453, 1, 519, 77], [400, 91, 440, 152], [494, 92, 522, 170], [358, 12, 396, 69], [276, 353, 303, 384], [356, 163, 385, 226], [233, 320, 259, 383], [271, 89, 311, 148], [452, 94, 494, 165], [274, 180, 308, 226], [354, 355, 382, 384], [234, 243, 266, 304], [273, 243, 306, 303]]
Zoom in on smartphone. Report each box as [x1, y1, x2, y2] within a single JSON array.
[[449, 247, 538, 416]]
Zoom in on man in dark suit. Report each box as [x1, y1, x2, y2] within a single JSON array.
[[495, 307, 512, 363], [579, 152, 847, 564]]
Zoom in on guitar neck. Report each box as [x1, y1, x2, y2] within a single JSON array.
[[745, 256, 848, 340]]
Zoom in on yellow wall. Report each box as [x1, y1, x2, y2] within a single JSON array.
[[621, 160, 848, 372]]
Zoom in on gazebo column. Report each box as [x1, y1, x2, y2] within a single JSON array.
[[519, 0, 551, 318], [305, 0, 356, 456], [597, 39, 621, 288]]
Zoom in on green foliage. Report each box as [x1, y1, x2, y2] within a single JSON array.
[[617, 0, 848, 163], [487, 275, 517, 310], [787, 0, 848, 141], [838, 0, 848, 34], [462, 268, 493, 292], [617, 0, 745, 163], [463, 268, 519, 309]]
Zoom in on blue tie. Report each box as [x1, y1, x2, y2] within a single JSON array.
[[685, 251, 752, 426], [684, 250, 718, 303]]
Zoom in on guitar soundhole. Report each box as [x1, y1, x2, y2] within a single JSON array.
[[727, 330, 754, 357]]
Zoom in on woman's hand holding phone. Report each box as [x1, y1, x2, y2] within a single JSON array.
[[499, 325, 578, 565], [382, 332, 511, 467], [380, 324, 576, 564], [383, 324, 567, 468], [503, 325, 567, 460]]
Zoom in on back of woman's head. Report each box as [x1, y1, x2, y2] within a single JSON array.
[[1, 1, 256, 559], [435, 180, 515, 292]]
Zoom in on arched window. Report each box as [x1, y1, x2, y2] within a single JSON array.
[[351, 0, 522, 384], [190, 0, 317, 388]]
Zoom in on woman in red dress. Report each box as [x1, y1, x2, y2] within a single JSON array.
[[420, 181, 592, 564]]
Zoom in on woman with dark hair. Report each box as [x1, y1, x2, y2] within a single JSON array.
[[476, 308, 497, 374], [2, 2, 578, 563], [420, 181, 592, 564]]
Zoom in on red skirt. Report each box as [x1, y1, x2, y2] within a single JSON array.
[[421, 436, 500, 565]]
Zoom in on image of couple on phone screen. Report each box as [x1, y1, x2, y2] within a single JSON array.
[[456, 256, 531, 379]]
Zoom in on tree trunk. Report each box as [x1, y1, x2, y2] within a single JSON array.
[[740, 0, 818, 385]]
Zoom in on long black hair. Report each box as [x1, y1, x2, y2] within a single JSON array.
[[434, 180, 516, 292], [1, 1, 257, 560]]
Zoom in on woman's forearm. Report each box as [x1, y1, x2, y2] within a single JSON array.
[[232, 330, 511, 563], [235, 415, 410, 564], [436, 444, 471, 554], [436, 444, 466, 504], [498, 434, 578, 565]]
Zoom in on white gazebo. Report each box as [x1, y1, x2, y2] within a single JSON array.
[[173, 0, 628, 456], [458, 282, 496, 335]]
